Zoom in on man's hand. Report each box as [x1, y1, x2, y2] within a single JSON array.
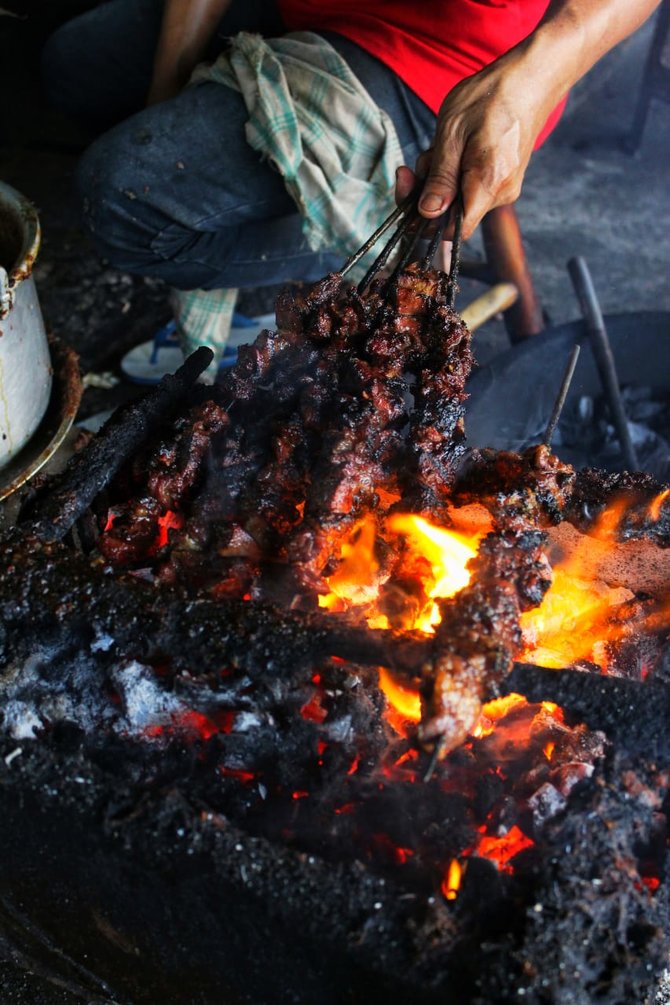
[[396, 52, 553, 240], [398, 0, 662, 240]]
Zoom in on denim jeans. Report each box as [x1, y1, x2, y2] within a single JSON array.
[[42, 0, 436, 291]]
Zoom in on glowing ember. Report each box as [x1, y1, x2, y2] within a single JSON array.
[[475, 825, 534, 872], [300, 694, 328, 724], [649, 488, 670, 523], [441, 858, 463, 901], [377, 667, 421, 726], [155, 509, 184, 550], [104, 509, 118, 533], [219, 766, 256, 783], [145, 708, 236, 741], [472, 693, 528, 739]]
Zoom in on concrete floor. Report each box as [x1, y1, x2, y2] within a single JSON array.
[[0, 7, 668, 1003], [472, 15, 670, 365]]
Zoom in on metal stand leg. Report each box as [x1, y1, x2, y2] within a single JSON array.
[[479, 204, 544, 343]]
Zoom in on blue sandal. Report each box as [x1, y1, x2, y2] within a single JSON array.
[[120, 312, 276, 384]]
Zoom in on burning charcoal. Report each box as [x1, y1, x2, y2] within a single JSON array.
[[3, 250, 670, 1005], [506, 664, 670, 759], [501, 756, 669, 1005]]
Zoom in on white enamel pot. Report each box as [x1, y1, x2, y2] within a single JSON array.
[[0, 180, 52, 469]]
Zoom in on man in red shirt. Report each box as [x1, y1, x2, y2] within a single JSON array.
[[43, 0, 660, 307]]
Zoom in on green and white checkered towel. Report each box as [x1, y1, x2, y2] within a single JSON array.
[[174, 30, 402, 366]]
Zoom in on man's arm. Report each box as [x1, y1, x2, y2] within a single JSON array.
[[398, 0, 661, 239], [147, 0, 232, 105]]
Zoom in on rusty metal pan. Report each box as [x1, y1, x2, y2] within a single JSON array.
[[0, 336, 81, 503]]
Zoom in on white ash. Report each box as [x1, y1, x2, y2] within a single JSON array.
[[90, 631, 114, 653], [0, 640, 281, 743], [650, 969, 670, 1004], [2, 703, 44, 741], [233, 711, 266, 733], [109, 660, 185, 734], [0, 647, 115, 737], [323, 714, 354, 743], [0, 642, 188, 739]]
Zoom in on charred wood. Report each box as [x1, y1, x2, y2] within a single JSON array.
[[506, 662, 670, 759], [22, 347, 213, 543]]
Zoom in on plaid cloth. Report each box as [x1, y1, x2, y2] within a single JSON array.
[[171, 286, 238, 374], [174, 31, 402, 365]]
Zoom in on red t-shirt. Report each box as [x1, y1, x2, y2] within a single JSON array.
[[277, 0, 565, 146]]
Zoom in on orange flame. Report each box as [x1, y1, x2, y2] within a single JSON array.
[[472, 693, 528, 739], [441, 858, 463, 901], [320, 493, 670, 733], [319, 512, 482, 634], [377, 667, 422, 729], [386, 514, 481, 631], [589, 497, 632, 541], [520, 568, 629, 669], [649, 488, 670, 523], [318, 518, 379, 612], [520, 500, 638, 669]]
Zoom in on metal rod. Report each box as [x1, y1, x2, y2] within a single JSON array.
[[446, 194, 464, 308], [383, 215, 430, 290], [543, 343, 581, 446], [422, 737, 448, 782], [567, 256, 639, 470], [421, 211, 449, 271], [341, 189, 418, 278], [356, 206, 420, 294]]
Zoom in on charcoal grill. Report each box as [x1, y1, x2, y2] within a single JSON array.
[[1, 205, 669, 1004]]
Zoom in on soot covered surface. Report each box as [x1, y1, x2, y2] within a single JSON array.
[[0, 515, 668, 1004], [1, 270, 670, 1002], [0, 665, 668, 1005]]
